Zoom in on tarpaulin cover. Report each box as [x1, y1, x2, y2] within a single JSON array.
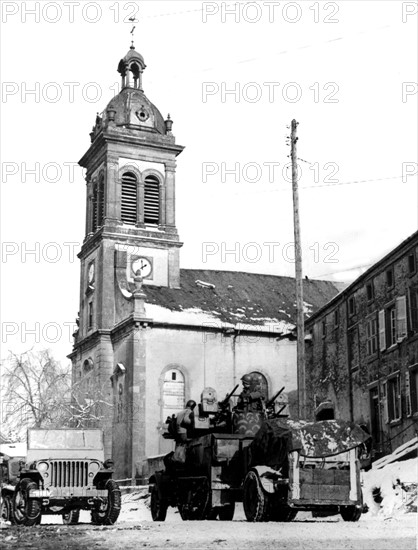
[[248, 419, 370, 469]]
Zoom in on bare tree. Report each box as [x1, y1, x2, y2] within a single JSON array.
[[2, 349, 111, 439]]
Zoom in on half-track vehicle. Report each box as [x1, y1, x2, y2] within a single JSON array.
[[13, 428, 121, 526], [243, 418, 370, 522], [150, 382, 286, 521]]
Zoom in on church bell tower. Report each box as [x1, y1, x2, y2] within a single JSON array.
[[70, 43, 184, 467]]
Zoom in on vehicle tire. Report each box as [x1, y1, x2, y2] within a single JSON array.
[[178, 479, 209, 521], [218, 502, 235, 521], [91, 479, 121, 525], [340, 505, 362, 522], [62, 508, 80, 525], [1, 494, 13, 523], [270, 506, 297, 522], [206, 507, 219, 520], [243, 471, 269, 522], [12, 478, 42, 526], [150, 484, 168, 521]]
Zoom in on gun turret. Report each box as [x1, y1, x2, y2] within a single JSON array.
[[266, 386, 285, 409]]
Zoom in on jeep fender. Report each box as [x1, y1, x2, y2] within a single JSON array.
[[19, 470, 43, 485]]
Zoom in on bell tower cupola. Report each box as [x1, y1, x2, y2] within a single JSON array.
[[117, 45, 146, 91], [76, 42, 185, 343]]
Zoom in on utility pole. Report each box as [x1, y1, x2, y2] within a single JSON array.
[[290, 119, 306, 420]]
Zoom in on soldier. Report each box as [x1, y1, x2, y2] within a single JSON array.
[[175, 400, 197, 442], [235, 374, 265, 412]]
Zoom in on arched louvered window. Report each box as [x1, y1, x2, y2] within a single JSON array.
[[92, 193, 98, 233], [97, 175, 105, 227], [121, 172, 138, 225], [144, 175, 160, 225]]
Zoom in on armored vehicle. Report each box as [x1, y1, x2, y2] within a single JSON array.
[[150, 383, 286, 521], [243, 418, 370, 522], [13, 429, 121, 526]]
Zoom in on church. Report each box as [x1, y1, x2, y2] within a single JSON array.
[[68, 43, 340, 482]]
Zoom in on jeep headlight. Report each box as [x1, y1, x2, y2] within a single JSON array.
[[38, 461, 49, 473], [89, 462, 100, 476]]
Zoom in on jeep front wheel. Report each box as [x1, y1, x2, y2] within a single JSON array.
[[91, 479, 121, 525], [13, 478, 41, 526]]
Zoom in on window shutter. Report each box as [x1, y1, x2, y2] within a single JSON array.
[[409, 288, 418, 332], [97, 177, 105, 226], [121, 172, 137, 225], [381, 381, 388, 424], [396, 296, 407, 341], [379, 310, 386, 351], [405, 371, 411, 417], [144, 175, 160, 225]]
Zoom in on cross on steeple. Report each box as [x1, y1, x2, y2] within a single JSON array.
[[129, 17, 138, 49]]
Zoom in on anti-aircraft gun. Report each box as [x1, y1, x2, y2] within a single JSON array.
[[150, 383, 288, 521]]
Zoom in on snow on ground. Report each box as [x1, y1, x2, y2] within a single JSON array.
[[362, 457, 418, 518]]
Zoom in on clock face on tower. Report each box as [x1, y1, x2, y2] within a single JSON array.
[[132, 256, 152, 279]]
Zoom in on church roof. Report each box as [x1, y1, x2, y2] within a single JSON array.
[[143, 269, 342, 334]]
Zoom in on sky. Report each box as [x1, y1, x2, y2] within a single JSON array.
[[0, 0, 417, 366]]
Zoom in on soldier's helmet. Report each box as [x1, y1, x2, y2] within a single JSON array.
[[186, 399, 197, 409], [241, 374, 252, 387]]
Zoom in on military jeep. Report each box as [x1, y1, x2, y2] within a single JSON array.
[[13, 428, 121, 526]]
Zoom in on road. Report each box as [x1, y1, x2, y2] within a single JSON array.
[[1, 514, 416, 550]]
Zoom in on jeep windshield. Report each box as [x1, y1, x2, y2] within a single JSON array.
[[28, 430, 103, 450]]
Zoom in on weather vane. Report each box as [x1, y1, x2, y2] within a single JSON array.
[[129, 17, 138, 49]]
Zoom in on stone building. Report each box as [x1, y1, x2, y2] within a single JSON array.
[[69, 44, 340, 481], [305, 231, 418, 458]]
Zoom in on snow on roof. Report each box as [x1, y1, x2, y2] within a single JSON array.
[[143, 269, 340, 331]]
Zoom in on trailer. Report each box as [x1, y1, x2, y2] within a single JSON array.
[[242, 418, 370, 522]]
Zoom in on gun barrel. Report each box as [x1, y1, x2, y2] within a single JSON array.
[[221, 384, 239, 405], [267, 386, 285, 407]]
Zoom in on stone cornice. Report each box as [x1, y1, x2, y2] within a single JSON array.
[[79, 130, 185, 170], [78, 228, 183, 260]]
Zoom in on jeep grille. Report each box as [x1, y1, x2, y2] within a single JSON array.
[[49, 460, 90, 487]]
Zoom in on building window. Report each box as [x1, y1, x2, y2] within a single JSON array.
[[366, 282, 374, 302], [348, 297, 356, 316], [407, 365, 418, 415], [379, 297, 407, 350], [321, 320, 327, 338], [347, 328, 359, 371], [121, 172, 138, 225], [409, 288, 418, 333], [97, 175, 105, 227], [369, 386, 381, 448], [385, 375, 401, 422], [88, 302, 93, 329], [334, 309, 340, 328], [408, 252, 416, 275], [386, 267, 394, 289], [386, 304, 397, 347], [144, 175, 160, 225], [162, 368, 185, 423], [366, 317, 378, 356]]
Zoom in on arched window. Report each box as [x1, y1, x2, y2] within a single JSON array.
[[121, 172, 138, 225], [97, 175, 105, 227], [144, 174, 160, 225], [249, 371, 269, 400], [162, 368, 185, 423]]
